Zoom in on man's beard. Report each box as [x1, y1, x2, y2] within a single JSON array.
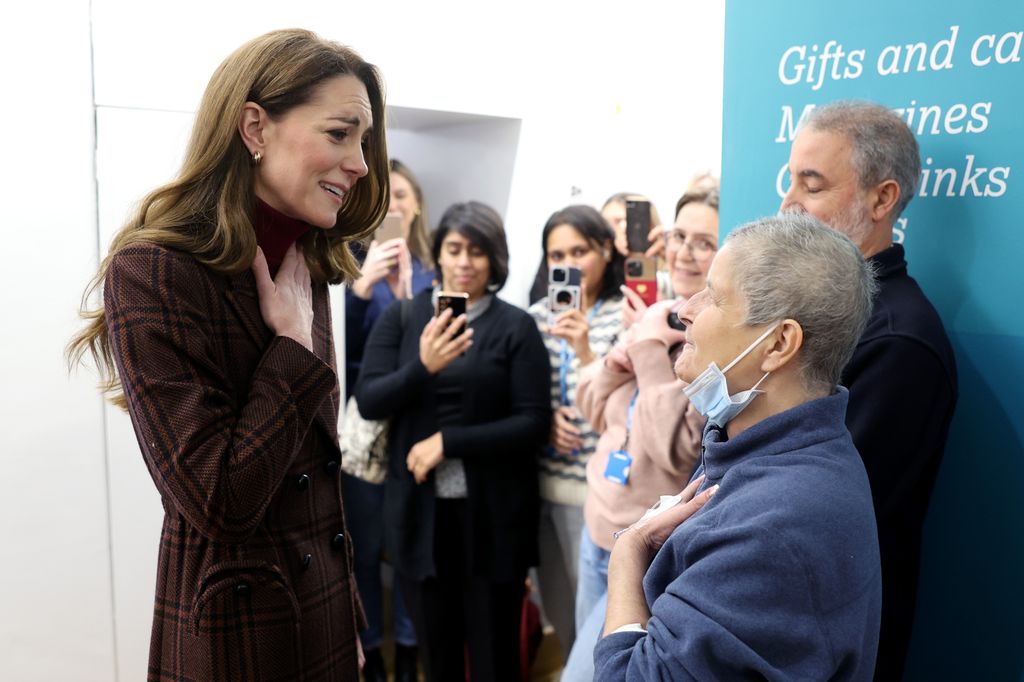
[[779, 202, 873, 250]]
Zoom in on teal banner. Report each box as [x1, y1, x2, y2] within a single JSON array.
[[722, 2, 1023, 679]]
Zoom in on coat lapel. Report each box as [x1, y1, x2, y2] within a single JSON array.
[[223, 270, 274, 351]]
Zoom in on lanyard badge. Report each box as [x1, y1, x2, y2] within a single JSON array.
[[603, 389, 638, 485]]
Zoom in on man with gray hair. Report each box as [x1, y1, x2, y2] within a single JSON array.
[[781, 100, 958, 680], [596, 213, 882, 680]]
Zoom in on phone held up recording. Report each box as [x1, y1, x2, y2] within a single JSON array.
[[548, 265, 582, 323], [374, 213, 403, 244], [624, 199, 658, 306], [435, 291, 469, 327]]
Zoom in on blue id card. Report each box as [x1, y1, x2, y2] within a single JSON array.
[[604, 450, 632, 485]]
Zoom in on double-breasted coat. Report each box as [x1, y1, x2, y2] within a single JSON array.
[[106, 242, 363, 681]]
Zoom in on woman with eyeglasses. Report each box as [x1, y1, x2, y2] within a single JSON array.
[[561, 186, 720, 681]]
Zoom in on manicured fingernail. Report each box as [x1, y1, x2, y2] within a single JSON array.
[[707, 485, 719, 497]]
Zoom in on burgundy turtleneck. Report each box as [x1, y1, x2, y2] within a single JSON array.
[[253, 198, 311, 278]]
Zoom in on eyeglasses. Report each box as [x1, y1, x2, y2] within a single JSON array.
[[666, 231, 717, 259]]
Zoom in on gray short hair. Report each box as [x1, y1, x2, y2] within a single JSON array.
[[803, 100, 920, 219], [726, 213, 877, 393]]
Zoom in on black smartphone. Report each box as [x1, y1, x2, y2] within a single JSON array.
[[435, 291, 469, 320], [625, 199, 652, 253]]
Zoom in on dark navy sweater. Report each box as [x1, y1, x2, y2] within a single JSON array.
[[841, 244, 957, 680], [595, 388, 881, 681]]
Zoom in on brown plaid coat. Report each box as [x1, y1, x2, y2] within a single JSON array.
[[106, 243, 363, 681]]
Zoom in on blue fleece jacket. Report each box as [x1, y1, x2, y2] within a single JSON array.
[[594, 388, 881, 681]]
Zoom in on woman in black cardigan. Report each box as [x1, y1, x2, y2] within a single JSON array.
[[355, 201, 551, 682]]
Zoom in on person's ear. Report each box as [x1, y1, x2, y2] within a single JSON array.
[[760, 319, 803, 373], [238, 102, 270, 159], [868, 179, 901, 224]]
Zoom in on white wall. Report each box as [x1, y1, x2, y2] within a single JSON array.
[[0, 1, 116, 680], [0, 1, 724, 679]]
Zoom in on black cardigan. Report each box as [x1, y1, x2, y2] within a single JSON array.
[[354, 290, 551, 581]]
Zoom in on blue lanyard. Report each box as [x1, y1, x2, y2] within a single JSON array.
[[621, 389, 640, 451], [557, 299, 603, 406]]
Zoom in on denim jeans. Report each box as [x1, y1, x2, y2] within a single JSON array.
[[341, 473, 417, 648], [561, 525, 611, 681], [536, 501, 584, 657]]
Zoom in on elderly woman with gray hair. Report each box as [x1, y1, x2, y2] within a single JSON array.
[[595, 213, 882, 680]]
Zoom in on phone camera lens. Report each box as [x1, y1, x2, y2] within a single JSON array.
[[667, 312, 687, 331]]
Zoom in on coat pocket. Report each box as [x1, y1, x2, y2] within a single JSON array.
[[188, 560, 303, 681]]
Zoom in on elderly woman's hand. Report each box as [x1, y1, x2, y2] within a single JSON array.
[[617, 475, 718, 561], [604, 475, 718, 634]]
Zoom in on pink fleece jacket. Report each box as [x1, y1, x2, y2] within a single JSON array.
[[577, 338, 705, 551]]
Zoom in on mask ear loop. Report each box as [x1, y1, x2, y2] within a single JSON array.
[[721, 323, 780, 375], [750, 371, 770, 391]]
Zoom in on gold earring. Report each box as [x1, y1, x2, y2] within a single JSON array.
[[252, 151, 262, 166]]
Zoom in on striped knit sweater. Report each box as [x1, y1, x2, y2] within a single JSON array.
[[528, 296, 624, 507]]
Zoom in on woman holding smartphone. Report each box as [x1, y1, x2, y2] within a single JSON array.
[[526, 205, 625, 658], [355, 201, 550, 681], [561, 186, 720, 681], [342, 158, 434, 681]]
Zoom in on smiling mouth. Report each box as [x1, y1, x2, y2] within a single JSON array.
[[319, 182, 346, 202]]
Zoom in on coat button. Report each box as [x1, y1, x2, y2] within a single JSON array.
[[235, 582, 250, 597], [332, 533, 345, 551], [302, 553, 312, 569], [325, 460, 339, 475], [296, 474, 310, 491]]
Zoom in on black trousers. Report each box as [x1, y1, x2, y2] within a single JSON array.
[[398, 499, 525, 682]]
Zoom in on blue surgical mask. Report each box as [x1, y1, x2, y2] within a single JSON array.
[[683, 324, 778, 428]]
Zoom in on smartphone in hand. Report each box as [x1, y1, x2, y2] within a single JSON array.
[[625, 199, 651, 253], [624, 199, 657, 305], [374, 214, 403, 243], [435, 291, 469, 321], [625, 256, 658, 306], [547, 265, 582, 322]]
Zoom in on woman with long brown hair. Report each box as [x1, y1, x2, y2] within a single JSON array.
[[68, 29, 388, 680]]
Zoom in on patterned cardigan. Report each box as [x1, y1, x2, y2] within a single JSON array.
[[106, 242, 362, 681], [528, 296, 624, 507]]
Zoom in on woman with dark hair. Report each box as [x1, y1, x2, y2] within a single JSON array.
[[526, 204, 625, 657], [67, 29, 388, 679], [355, 201, 551, 681], [341, 157, 434, 681]]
